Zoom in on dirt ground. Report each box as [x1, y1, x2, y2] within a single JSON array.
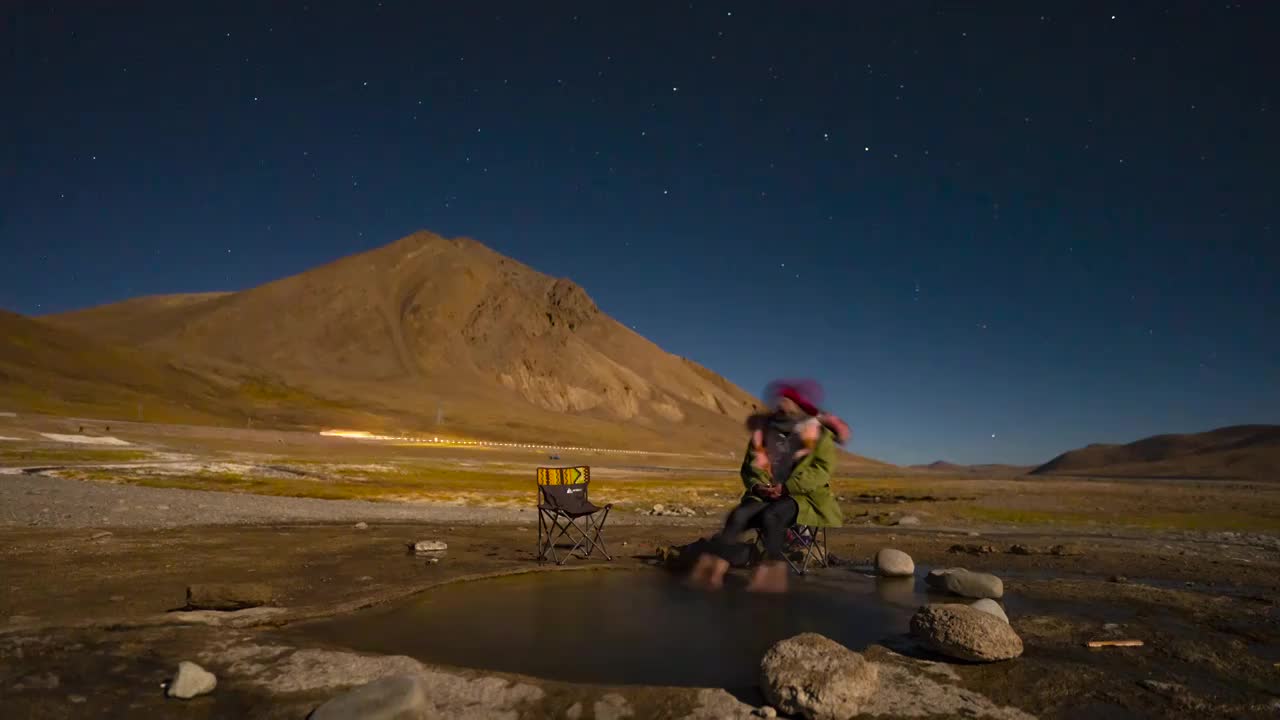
[[1, 414, 1278, 718]]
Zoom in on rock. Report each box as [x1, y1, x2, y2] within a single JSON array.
[[652, 504, 666, 514], [910, 604, 1023, 662], [413, 540, 447, 553], [167, 661, 217, 699], [895, 515, 921, 526], [755, 706, 778, 718], [1049, 543, 1083, 556], [1108, 575, 1128, 583], [759, 633, 879, 720], [874, 548, 915, 577], [89, 531, 113, 541], [185, 583, 273, 610], [311, 673, 427, 720], [594, 692, 634, 720], [565, 702, 583, 719], [359, 576, 374, 582], [425, 557, 440, 565], [925, 568, 1004, 599], [68, 695, 87, 704], [970, 599, 1009, 624], [949, 543, 996, 555], [966, 531, 981, 537], [354, 522, 369, 530], [1007, 544, 1034, 555]]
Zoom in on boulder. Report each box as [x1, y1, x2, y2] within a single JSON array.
[[759, 633, 879, 720], [310, 673, 427, 720], [895, 515, 921, 526], [413, 540, 447, 553], [185, 583, 273, 610], [167, 661, 217, 699], [874, 548, 915, 577], [925, 568, 1003, 599], [910, 604, 1023, 662], [969, 598, 1009, 624]]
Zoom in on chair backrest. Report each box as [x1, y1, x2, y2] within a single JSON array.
[[536, 466, 592, 511]]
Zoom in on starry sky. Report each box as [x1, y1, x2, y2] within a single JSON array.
[[3, 2, 1277, 465]]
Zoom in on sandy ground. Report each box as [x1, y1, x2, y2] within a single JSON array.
[[1, 413, 1278, 718]]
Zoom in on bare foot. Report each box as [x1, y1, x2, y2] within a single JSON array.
[[688, 553, 729, 590], [705, 556, 730, 589], [746, 560, 789, 593]]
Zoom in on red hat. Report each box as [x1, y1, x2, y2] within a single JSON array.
[[765, 379, 823, 417]]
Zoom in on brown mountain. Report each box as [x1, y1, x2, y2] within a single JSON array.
[[909, 460, 1033, 476], [1031, 425, 1280, 481], [39, 230, 884, 460]]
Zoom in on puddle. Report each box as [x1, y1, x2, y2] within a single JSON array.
[[285, 569, 938, 690]]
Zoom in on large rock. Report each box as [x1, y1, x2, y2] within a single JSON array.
[[311, 673, 428, 720], [167, 661, 217, 699], [874, 548, 915, 577], [185, 583, 273, 610], [759, 633, 879, 720], [910, 604, 1023, 662], [970, 599, 1009, 624], [925, 568, 1003, 599]]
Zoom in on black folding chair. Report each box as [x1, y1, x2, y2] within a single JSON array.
[[783, 524, 830, 575], [754, 523, 831, 575], [536, 466, 613, 564]]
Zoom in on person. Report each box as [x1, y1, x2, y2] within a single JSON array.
[[690, 379, 849, 592]]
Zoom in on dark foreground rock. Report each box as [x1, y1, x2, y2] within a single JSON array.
[[185, 582, 274, 610], [910, 604, 1023, 662], [759, 633, 879, 720]]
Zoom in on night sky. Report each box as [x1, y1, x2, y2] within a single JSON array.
[[3, 2, 1277, 465]]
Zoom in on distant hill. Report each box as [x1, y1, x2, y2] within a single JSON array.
[[909, 460, 1034, 476], [1031, 425, 1280, 481], [25, 230, 886, 463]]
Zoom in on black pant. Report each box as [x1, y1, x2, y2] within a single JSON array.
[[712, 497, 799, 562]]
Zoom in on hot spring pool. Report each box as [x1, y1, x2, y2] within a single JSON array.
[[285, 569, 939, 690]]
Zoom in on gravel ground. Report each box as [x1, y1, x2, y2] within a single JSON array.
[[0, 473, 537, 528]]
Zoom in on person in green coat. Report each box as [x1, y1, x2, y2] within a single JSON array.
[[690, 380, 850, 592]]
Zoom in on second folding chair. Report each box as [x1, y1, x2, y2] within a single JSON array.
[[535, 466, 613, 564]]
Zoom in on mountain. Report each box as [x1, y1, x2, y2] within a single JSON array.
[[909, 460, 1034, 476], [38, 230, 885, 461], [1031, 425, 1280, 481]]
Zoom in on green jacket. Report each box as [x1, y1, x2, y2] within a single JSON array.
[[739, 428, 843, 528]]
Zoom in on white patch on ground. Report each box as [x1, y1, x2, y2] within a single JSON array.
[[39, 434, 132, 446], [0, 436, 24, 441], [0, 467, 24, 475]]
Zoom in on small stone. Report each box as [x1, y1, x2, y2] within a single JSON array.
[[425, 557, 439, 565], [910, 604, 1023, 662], [109, 595, 125, 602], [186, 583, 273, 610], [1008, 544, 1034, 555], [1103, 622, 1121, 631], [565, 702, 584, 720], [89, 531, 113, 541], [353, 522, 369, 530], [310, 673, 427, 720], [358, 576, 374, 582], [166, 661, 216, 699], [970, 598, 1010, 624], [755, 706, 778, 718], [896, 515, 921, 526], [69, 695, 87, 704], [874, 548, 915, 577], [966, 531, 981, 537], [1050, 543, 1084, 556], [925, 568, 1003, 599], [760, 633, 879, 720], [413, 540, 447, 553], [1108, 575, 1128, 583]]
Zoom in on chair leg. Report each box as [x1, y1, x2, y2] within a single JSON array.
[[586, 506, 612, 561]]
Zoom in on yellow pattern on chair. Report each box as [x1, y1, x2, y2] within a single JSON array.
[[536, 466, 589, 485]]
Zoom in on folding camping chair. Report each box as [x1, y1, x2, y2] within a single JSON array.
[[536, 466, 613, 564], [754, 523, 831, 575]]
